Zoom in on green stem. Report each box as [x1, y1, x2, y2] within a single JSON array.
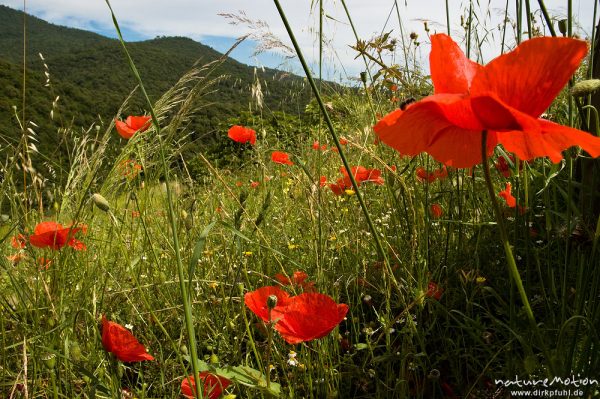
[[104, 1, 202, 397], [272, 0, 399, 291], [480, 130, 555, 375]]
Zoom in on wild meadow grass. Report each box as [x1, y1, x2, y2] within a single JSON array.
[[1, 0, 600, 398]]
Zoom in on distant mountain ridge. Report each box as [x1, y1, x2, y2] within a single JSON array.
[[0, 4, 320, 186]]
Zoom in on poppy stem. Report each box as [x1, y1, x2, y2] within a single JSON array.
[[480, 130, 555, 375]]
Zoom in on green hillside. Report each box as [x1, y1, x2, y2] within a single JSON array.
[[0, 5, 317, 183]]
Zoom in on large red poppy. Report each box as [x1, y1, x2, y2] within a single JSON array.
[[29, 221, 86, 251], [228, 125, 256, 145], [374, 34, 600, 168], [271, 151, 294, 165], [101, 315, 154, 362], [115, 115, 151, 140], [273, 293, 348, 344], [181, 372, 231, 399], [244, 286, 291, 323]]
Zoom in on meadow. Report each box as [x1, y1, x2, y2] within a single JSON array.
[[1, 1, 600, 398]]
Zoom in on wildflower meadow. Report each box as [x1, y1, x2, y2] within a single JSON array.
[[1, 1, 600, 398]]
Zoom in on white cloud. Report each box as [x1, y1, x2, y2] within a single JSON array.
[[0, 0, 595, 81]]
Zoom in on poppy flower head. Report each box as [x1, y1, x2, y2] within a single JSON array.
[[101, 315, 154, 362], [498, 182, 516, 207], [273, 293, 348, 344], [271, 151, 294, 165], [181, 372, 231, 399], [274, 271, 315, 292], [244, 286, 291, 323], [228, 125, 256, 145], [319, 176, 327, 187], [328, 179, 347, 196], [339, 137, 349, 145], [29, 221, 85, 251], [426, 281, 443, 300], [374, 34, 600, 167], [430, 203, 443, 218], [415, 167, 435, 183], [11, 234, 27, 249], [312, 141, 321, 150], [115, 115, 151, 140]]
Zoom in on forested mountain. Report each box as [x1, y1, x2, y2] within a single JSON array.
[[0, 5, 317, 180]]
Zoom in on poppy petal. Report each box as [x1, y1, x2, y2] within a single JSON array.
[[430, 34, 482, 94], [126, 116, 152, 131], [244, 286, 291, 322], [181, 372, 231, 399], [374, 96, 495, 168], [471, 37, 588, 118], [274, 293, 348, 344], [115, 120, 136, 139], [101, 315, 154, 362]]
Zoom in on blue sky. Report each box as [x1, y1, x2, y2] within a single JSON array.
[[0, 0, 594, 83]]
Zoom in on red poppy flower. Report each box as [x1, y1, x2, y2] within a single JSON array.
[[374, 34, 600, 168], [319, 176, 327, 187], [498, 182, 516, 207], [271, 151, 294, 165], [433, 166, 448, 180], [115, 116, 151, 140], [430, 203, 443, 218], [426, 281, 443, 300], [119, 159, 143, 179], [228, 125, 256, 145], [244, 286, 292, 323], [29, 221, 86, 251], [494, 154, 521, 178], [38, 257, 52, 270], [101, 315, 154, 362], [340, 166, 385, 186], [312, 141, 321, 150], [11, 234, 27, 249], [328, 179, 347, 195], [250, 181, 260, 188], [415, 167, 436, 183], [181, 372, 231, 399], [339, 137, 349, 145], [273, 293, 348, 344], [274, 271, 315, 292], [7, 253, 25, 264]]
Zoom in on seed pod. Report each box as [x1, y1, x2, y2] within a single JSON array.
[[571, 79, 600, 97], [557, 19, 567, 36], [267, 294, 278, 309], [91, 193, 110, 212]]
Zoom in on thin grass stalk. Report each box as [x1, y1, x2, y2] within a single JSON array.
[[103, 1, 203, 397], [272, 0, 400, 292], [446, 0, 451, 35], [481, 130, 555, 375], [537, 0, 557, 36], [525, 0, 533, 39], [501, 0, 510, 53], [516, 0, 522, 44]]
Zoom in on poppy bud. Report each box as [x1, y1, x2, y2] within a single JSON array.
[[571, 79, 600, 97], [267, 294, 278, 309], [92, 193, 110, 212], [70, 341, 82, 362], [557, 19, 567, 36], [41, 352, 56, 369], [360, 72, 367, 84]]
